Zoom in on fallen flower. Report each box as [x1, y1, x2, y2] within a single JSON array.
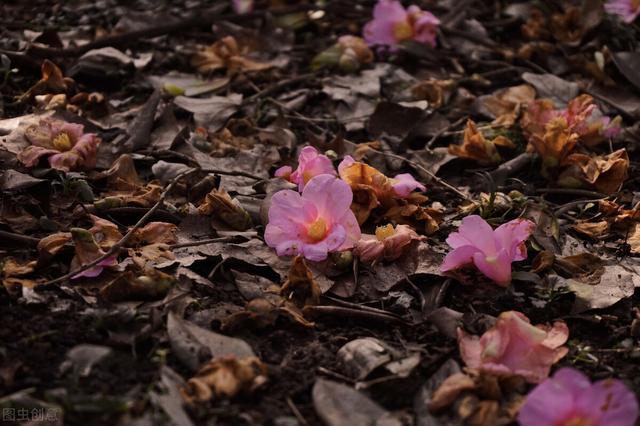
[[355, 223, 421, 263], [518, 367, 639, 426], [363, 0, 440, 49], [458, 311, 569, 383], [275, 146, 337, 191], [441, 215, 535, 286], [311, 35, 374, 72], [69, 228, 118, 279], [18, 118, 100, 172], [191, 36, 273, 75], [605, 0, 640, 23], [264, 174, 361, 262]]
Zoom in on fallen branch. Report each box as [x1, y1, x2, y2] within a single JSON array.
[[0, 230, 41, 247], [41, 168, 197, 286], [490, 152, 535, 186]]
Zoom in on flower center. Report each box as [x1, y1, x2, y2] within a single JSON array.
[[393, 20, 414, 41], [307, 218, 328, 242], [302, 170, 314, 184], [562, 416, 591, 426], [52, 132, 72, 151], [485, 255, 497, 264], [375, 224, 396, 241]]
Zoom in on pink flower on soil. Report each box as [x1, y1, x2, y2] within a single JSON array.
[[441, 215, 535, 286], [264, 174, 361, 261], [363, 0, 440, 49], [274, 146, 336, 191], [605, 0, 640, 23], [17, 118, 100, 172], [457, 311, 569, 384], [355, 223, 421, 263], [518, 367, 639, 426]]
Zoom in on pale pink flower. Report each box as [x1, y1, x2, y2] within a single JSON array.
[[605, 0, 640, 23], [457, 311, 569, 384], [264, 174, 361, 262], [274, 146, 336, 191], [363, 0, 440, 49], [518, 367, 639, 426], [18, 118, 100, 172], [355, 223, 420, 263], [232, 0, 253, 14], [441, 215, 535, 286]]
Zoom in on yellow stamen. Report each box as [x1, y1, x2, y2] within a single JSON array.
[[307, 218, 328, 242], [302, 171, 314, 184], [375, 224, 396, 241], [563, 417, 591, 426], [393, 21, 414, 41], [52, 133, 72, 151]]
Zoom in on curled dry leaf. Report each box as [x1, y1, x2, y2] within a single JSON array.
[[181, 356, 268, 404], [19, 59, 74, 102], [280, 256, 321, 308], [559, 149, 629, 194], [69, 228, 118, 279], [191, 36, 274, 75], [448, 120, 515, 165], [221, 298, 314, 332], [198, 187, 252, 231], [1, 258, 42, 295], [428, 372, 476, 413], [93, 154, 142, 191], [572, 220, 609, 239], [475, 84, 536, 127]]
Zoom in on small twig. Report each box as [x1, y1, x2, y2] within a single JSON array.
[[426, 116, 467, 148], [321, 295, 404, 317], [366, 147, 472, 201], [490, 152, 536, 186], [0, 230, 41, 247], [243, 72, 317, 105], [553, 199, 605, 216], [169, 237, 239, 249], [303, 305, 407, 325], [286, 397, 309, 426], [41, 169, 197, 286], [200, 167, 264, 181], [536, 188, 608, 199]]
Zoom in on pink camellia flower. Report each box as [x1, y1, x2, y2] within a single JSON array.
[[355, 223, 421, 263], [363, 0, 440, 49], [231, 0, 253, 14], [441, 215, 535, 286], [390, 173, 426, 197], [264, 174, 361, 262], [605, 0, 640, 23], [274, 146, 337, 191], [458, 311, 569, 384], [18, 118, 100, 172], [518, 367, 639, 426]]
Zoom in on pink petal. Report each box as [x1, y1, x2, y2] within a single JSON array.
[[71, 133, 99, 169], [17, 146, 60, 167], [412, 10, 440, 47], [267, 190, 310, 226], [517, 369, 581, 426], [355, 236, 385, 263], [59, 122, 85, 142], [363, 0, 408, 47], [338, 208, 362, 250], [274, 240, 302, 258], [48, 151, 82, 172], [472, 248, 512, 286], [337, 155, 356, 177], [390, 173, 426, 197], [232, 0, 253, 14], [605, 0, 640, 22], [275, 165, 293, 179], [323, 224, 347, 252], [577, 378, 640, 425], [301, 174, 353, 221], [301, 241, 330, 262], [446, 215, 497, 255], [493, 218, 535, 261], [441, 245, 481, 272], [457, 328, 484, 370]]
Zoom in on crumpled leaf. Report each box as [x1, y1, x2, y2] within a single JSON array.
[[198, 187, 252, 231], [559, 149, 629, 194], [221, 298, 314, 331], [448, 120, 515, 165], [99, 268, 174, 302], [474, 84, 536, 126], [312, 379, 402, 426], [180, 356, 267, 404], [280, 256, 321, 308], [167, 312, 255, 372], [18, 59, 74, 102], [564, 263, 640, 313], [337, 337, 393, 380], [1, 258, 42, 295], [93, 154, 143, 191], [191, 36, 274, 75], [69, 228, 118, 279]]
